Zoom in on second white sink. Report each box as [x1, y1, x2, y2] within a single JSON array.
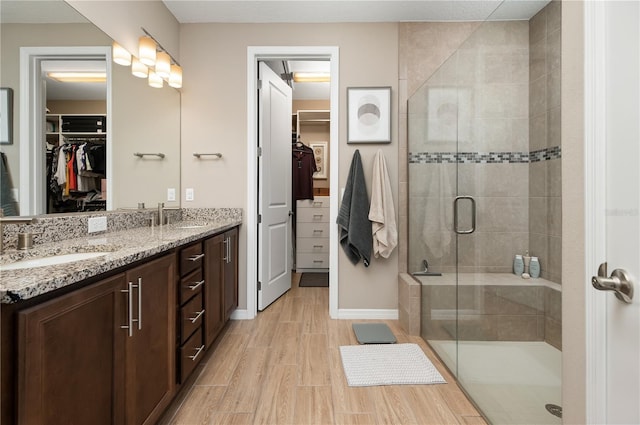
[[0, 252, 110, 271]]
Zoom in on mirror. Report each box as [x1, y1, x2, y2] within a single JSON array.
[[0, 0, 181, 217]]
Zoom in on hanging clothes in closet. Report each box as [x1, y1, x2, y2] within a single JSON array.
[[292, 138, 317, 201]]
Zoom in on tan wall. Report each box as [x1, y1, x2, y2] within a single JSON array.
[[0, 23, 112, 193], [561, 1, 586, 423], [179, 23, 399, 310]]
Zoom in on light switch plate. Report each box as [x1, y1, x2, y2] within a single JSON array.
[[186, 188, 194, 201], [88, 216, 107, 233], [167, 188, 176, 201]]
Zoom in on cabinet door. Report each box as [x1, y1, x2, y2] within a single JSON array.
[[224, 228, 239, 320], [17, 274, 126, 425], [204, 233, 224, 348], [123, 254, 175, 425]]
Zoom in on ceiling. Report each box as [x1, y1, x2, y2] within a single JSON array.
[[162, 0, 549, 24]]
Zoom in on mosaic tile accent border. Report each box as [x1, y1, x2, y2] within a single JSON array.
[[409, 146, 562, 164]]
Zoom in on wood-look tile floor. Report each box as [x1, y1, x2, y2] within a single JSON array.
[[161, 274, 487, 425]]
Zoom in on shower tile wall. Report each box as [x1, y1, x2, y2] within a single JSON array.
[[529, 0, 562, 285]]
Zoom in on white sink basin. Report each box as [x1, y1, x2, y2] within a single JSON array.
[[0, 252, 110, 271]]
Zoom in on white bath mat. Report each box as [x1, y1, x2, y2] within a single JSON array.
[[339, 343, 446, 387]]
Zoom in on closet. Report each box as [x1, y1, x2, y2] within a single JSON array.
[[292, 107, 330, 273], [46, 113, 107, 213]]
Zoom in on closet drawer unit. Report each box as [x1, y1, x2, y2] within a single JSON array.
[[180, 242, 204, 276], [296, 253, 330, 269], [179, 269, 204, 305], [296, 222, 329, 238], [297, 196, 329, 209], [180, 327, 205, 383], [180, 291, 204, 345], [296, 237, 330, 253], [296, 207, 329, 223]]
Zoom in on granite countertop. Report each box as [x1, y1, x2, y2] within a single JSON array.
[[0, 218, 241, 304]]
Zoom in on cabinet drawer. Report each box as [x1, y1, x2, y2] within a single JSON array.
[[180, 242, 204, 276], [296, 222, 329, 238], [296, 237, 329, 253], [296, 207, 329, 223], [296, 253, 330, 268], [180, 327, 205, 383], [297, 196, 329, 209], [180, 269, 204, 305], [180, 291, 204, 345]]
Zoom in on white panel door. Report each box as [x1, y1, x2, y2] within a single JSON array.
[[590, 2, 640, 423], [257, 62, 292, 311]]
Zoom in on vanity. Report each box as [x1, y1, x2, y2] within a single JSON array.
[[0, 209, 241, 425]]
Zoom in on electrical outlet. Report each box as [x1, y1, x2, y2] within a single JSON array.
[[167, 188, 176, 201], [88, 216, 107, 233], [186, 188, 194, 201]]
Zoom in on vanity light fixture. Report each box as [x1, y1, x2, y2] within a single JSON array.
[[293, 72, 330, 83], [148, 70, 163, 88], [131, 57, 148, 78], [112, 42, 131, 66], [138, 35, 157, 67], [168, 64, 183, 89], [47, 72, 107, 83]]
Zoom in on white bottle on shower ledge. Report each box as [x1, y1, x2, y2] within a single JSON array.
[[513, 254, 524, 276], [529, 257, 540, 278]]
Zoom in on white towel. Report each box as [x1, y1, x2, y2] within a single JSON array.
[[368, 150, 397, 259]]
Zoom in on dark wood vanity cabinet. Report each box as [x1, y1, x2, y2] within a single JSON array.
[[203, 227, 238, 348], [15, 254, 175, 425]]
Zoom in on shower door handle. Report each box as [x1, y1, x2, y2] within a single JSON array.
[[592, 262, 634, 303], [453, 196, 476, 234]]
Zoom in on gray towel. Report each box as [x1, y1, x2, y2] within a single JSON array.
[[0, 152, 19, 216], [337, 150, 372, 266]]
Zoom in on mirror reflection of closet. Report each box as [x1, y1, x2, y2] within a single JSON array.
[[43, 59, 107, 214]]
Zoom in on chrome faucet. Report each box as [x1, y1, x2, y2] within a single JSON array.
[[0, 209, 38, 254]]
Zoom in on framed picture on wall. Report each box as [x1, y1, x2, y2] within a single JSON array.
[[347, 86, 391, 143], [310, 142, 328, 179], [0, 88, 13, 145]]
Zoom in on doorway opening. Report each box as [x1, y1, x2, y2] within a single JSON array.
[[246, 46, 339, 320]]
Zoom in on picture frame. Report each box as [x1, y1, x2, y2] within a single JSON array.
[[310, 142, 328, 179], [0, 88, 13, 145], [347, 86, 391, 144]]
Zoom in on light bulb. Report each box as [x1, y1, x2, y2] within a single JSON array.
[[131, 57, 148, 78], [148, 70, 163, 88], [155, 51, 171, 79], [138, 36, 156, 67], [112, 42, 131, 66], [169, 64, 182, 89]]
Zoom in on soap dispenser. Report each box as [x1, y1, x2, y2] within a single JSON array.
[[523, 250, 531, 274]]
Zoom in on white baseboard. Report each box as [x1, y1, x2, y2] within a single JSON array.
[[336, 309, 399, 320], [230, 309, 251, 320]]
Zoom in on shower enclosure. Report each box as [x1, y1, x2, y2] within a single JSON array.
[[408, 2, 562, 424]]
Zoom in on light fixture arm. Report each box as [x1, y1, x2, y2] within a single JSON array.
[[141, 27, 181, 67]]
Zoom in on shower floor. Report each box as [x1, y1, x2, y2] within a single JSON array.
[[429, 340, 562, 425]]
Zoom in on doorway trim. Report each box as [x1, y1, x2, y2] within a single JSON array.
[[19, 46, 112, 216], [584, 1, 607, 423], [246, 46, 340, 319]]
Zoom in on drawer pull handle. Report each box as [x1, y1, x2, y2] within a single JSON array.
[[189, 309, 205, 323], [313, 201, 322, 207], [313, 260, 324, 264], [188, 280, 205, 291], [313, 245, 324, 249], [313, 214, 323, 219], [188, 344, 205, 361], [312, 229, 323, 233], [188, 253, 205, 262]]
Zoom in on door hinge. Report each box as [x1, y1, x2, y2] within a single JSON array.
[[257, 281, 262, 291], [257, 80, 263, 90], [257, 146, 262, 157], [257, 214, 262, 224]]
